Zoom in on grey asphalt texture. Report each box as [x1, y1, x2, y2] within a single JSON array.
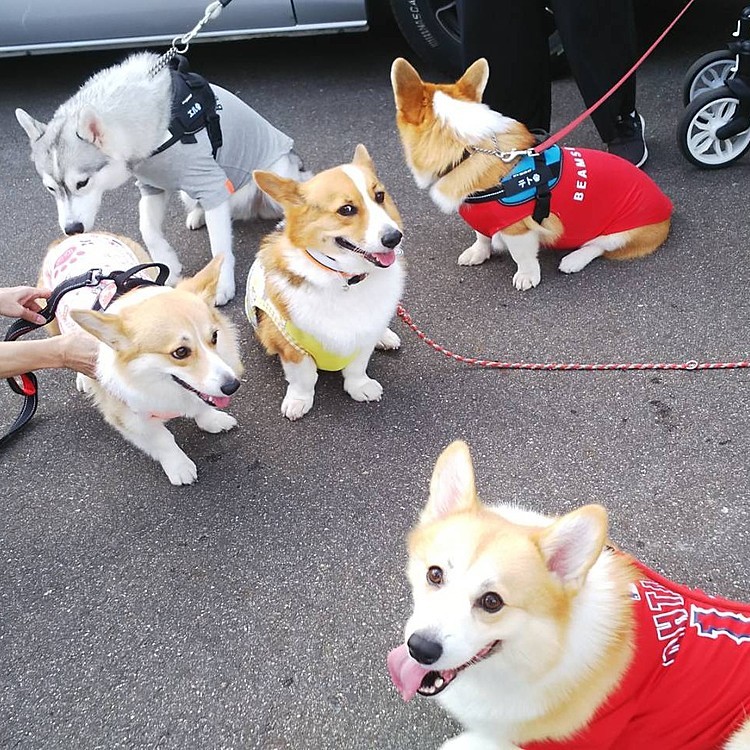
[[1, 4, 748, 749]]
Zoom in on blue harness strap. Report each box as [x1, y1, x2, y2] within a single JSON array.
[[464, 144, 563, 222]]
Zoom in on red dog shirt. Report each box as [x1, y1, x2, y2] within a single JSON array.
[[458, 148, 673, 250], [523, 558, 750, 749]]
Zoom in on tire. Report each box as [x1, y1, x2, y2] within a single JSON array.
[[681, 50, 736, 106], [677, 86, 750, 169], [388, 1, 567, 80]]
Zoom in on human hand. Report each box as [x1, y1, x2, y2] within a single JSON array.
[[0, 286, 51, 325], [58, 331, 99, 379]]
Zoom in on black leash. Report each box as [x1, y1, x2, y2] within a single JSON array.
[[1, 263, 169, 449]]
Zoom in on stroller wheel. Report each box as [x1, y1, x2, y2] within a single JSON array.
[[681, 50, 736, 106], [678, 86, 750, 168]]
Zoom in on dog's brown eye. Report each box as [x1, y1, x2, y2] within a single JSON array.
[[374, 190, 385, 204], [210, 330, 218, 345], [338, 204, 357, 216], [76, 178, 89, 190], [426, 566, 443, 586], [479, 592, 504, 613], [172, 346, 191, 360]]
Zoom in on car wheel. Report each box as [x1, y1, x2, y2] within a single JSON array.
[[388, 1, 567, 79]]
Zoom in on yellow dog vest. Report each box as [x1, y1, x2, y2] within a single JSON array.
[[245, 260, 359, 372]]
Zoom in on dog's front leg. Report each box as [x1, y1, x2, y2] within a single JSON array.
[[501, 231, 542, 291], [458, 231, 492, 266], [440, 732, 517, 750], [203, 201, 235, 306], [139, 191, 183, 284], [280, 355, 318, 421], [194, 404, 237, 433], [112, 411, 197, 485], [342, 348, 383, 403]]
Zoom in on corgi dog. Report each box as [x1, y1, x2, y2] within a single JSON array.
[[390, 58, 672, 291], [245, 144, 405, 421], [388, 441, 750, 749], [40, 232, 243, 485]]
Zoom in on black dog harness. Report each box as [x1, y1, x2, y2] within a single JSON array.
[[152, 55, 223, 158]]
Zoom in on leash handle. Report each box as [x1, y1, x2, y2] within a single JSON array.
[[539, 0, 697, 150]]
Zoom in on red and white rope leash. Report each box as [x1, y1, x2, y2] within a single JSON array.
[[396, 306, 750, 372]]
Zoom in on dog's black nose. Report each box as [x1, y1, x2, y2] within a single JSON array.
[[64, 221, 84, 235], [221, 377, 241, 395], [407, 632, 442, 665], [380, 228, 403, 249]]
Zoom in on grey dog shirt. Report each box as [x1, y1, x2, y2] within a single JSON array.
[[134, 85, 294, 210]]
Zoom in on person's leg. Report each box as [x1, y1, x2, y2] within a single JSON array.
[[550, 0, 637, 143], [458, 0, 551, 131]]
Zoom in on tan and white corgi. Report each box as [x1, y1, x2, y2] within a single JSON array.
[[388, 441, 750, 750], [245, 144, 405, 421], [390, 58, 672, 291], [40, 232, 243, 485]]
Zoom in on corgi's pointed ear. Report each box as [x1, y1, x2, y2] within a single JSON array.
[[70, 309, 128, 350], [391, 58, 425, 119], [352, 143, 375, 172], [15, 108, 47, 143], [421, 440, 480, 524], [177, 255, 223, 304], [456, 58, 490, 102], [537, 505, 608, 588], [253, 170, 303, 207], [77, 106, 106, 149]]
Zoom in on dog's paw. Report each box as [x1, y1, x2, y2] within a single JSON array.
[[512, 267, 541, 291], [281, 392, 314, 421], [458, 240, 492, 266], [76, 373, 92, 394], [214, 279, 236, 307], [558, 249, 594, 274], [162, 454, 198, 485], [195, 409, 237, 433], [376, 328, 401, 350], [185, 207, 206, 230], [344, 377, 383, 402]]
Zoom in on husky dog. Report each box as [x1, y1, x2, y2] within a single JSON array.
[[17, 52, 308, 306]]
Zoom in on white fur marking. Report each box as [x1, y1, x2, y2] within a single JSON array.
[[433, 91, 515, 144]]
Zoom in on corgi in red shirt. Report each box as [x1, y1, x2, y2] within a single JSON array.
[[388, 441, 750, 750], [391, 58, 672, 291]]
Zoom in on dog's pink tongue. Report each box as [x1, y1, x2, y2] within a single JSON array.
[[211, 395, 232, 409], [375, 249, 397, 267], [387, 644, 431, 702]]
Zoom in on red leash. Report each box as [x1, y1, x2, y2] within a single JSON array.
[[396, 305, 750, 372], [540, 0, 697, 150]]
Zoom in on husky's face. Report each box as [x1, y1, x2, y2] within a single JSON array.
[[16, 108, 131, 236], [254, 144, 404, 274], [390, 441, 608, 701]]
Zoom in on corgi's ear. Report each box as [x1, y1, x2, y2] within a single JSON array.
[[77, 106, 106, 149], [421, 440, 480, 524], [391, 58, 425, 120], [15, 108, 47, 143], [537, 505, 608, 589], [70, 309, 129, 350], [253, 170, 303, 207], [456, 58, 490, 102], [352, 143, 375, 172], [177, 255, 223, 304]]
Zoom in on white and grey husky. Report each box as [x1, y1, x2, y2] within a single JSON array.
[[16, 52, 309, 306]]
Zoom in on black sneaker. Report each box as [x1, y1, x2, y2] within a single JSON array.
[[607, 111, 648, 167]]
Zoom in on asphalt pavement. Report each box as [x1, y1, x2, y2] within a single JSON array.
[[1, 4, 749, 749]]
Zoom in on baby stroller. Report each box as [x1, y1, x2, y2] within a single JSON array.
[[678, 6, 750, 168]]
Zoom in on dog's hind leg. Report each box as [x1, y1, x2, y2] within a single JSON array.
[[139, 191, 183, 284], [724, 718, 750, 749], [440, 732, 519, 750], [203, 201, 235, 306], [603, 220, 670, 261], [558, 241, 607, 274], [180, 191, 205, 230]]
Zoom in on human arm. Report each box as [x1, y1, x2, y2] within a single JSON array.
[[0, 332, 98, 379]]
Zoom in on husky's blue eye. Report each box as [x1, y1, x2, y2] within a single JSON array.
[[374, 191, 385, 204], [427, 566, 443, 586], [479, 592, 504, 613], [172, 346, 191, 360], [76, 178, 89, 190], [337, 204, 357, 216]]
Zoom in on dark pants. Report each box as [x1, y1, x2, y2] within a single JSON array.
[[458, 0, 638, 143]]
